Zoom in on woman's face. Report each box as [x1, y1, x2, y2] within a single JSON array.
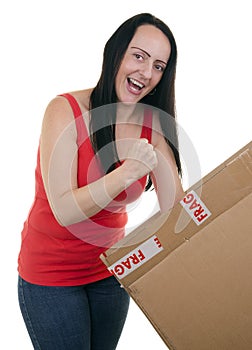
[[115, 24, 171, 103]]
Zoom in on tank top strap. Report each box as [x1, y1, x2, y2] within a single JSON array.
[[140, 108, 153, 143], [58, 93, 88, 147], [58, 94, 152, 146]]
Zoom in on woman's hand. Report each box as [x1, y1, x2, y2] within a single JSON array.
[[118, 138, 158, 185]]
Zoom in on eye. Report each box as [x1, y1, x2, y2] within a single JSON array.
[[133, 53, 144, 60], [154, 64, 165, 72]]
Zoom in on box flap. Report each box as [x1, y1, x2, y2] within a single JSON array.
[[101, 141, 252, 287]]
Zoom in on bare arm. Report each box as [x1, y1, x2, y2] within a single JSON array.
[[151, 126, 185, 213], [40, 97, 157, 226]]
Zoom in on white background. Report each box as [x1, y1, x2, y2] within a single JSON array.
[[0, 0, 251, 349]]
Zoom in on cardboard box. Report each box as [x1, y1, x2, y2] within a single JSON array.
[[101, 141, 252, 350]]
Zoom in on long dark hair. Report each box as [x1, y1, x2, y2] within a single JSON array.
[[89, 13, 182, 187]]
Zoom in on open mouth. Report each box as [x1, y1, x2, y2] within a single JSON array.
[[127, 77, 145, 91]]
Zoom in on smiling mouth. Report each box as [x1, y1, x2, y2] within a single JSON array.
[[127, 77, 145, 91]]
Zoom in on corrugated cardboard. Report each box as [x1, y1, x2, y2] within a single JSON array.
[[101, 141, 252, 350]]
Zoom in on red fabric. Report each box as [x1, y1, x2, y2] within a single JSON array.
[[18, 94, 152, 286]]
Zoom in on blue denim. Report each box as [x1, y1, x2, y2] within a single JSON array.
[[18, 275, 130, 350]]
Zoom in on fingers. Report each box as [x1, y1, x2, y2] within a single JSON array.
[[121, 138, 158, 179], [140, 138, 154, 153], [139, 139, 156, 163]]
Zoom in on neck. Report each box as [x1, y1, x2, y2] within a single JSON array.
[[116, 102, 140, 123]]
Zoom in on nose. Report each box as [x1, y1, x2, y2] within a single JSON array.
[[140, 60, 152, 80]]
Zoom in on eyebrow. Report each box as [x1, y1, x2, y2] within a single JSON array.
[[131, 46, 168, 65]]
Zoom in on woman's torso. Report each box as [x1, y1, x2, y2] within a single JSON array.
[[17, 90, 153, 286]]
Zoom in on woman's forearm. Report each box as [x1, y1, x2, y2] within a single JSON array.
[[55, 165, 131, 226]]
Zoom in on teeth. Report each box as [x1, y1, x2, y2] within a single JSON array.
[[129, 78, 144, 89]]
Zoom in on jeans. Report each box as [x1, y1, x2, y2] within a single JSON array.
[[18, 275, 130, 350]]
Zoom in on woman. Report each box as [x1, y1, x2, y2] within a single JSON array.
[[18, 13, 184, 350]]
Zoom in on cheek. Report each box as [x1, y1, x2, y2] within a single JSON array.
[[115, 64, 125, 86], [118, 56, 134, 77], [115, 72, 122, 95], [115, 62, 130, 89]]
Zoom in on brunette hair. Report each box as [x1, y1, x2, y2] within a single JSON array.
[[89, 13, 182, 186]]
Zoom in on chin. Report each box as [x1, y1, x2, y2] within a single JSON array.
[[120, 94, 143, 104]]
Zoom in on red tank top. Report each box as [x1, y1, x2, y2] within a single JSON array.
[[18, 94, 152, 286]]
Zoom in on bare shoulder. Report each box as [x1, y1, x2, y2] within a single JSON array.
[[43, 88, 92, 125], [41, 88, 94, 143], [42, 95, 76, 135], [69, 88, 93, 112]]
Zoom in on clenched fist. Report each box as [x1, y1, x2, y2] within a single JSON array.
[[117, 138, 158, 183]]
